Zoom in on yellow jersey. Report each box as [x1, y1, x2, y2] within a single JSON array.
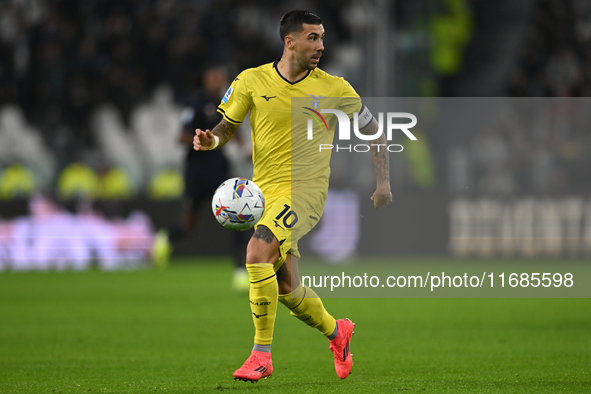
[[217, 60, 361, 204]]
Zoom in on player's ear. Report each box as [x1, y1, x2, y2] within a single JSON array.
[[284, 34, 295, 50]]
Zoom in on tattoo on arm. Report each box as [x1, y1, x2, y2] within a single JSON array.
[[362, 118, 390, 185], [252, 225, 276, 244], [211, 118, 239, 147]]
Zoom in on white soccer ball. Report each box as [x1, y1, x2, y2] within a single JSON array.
[[211, 177, 265, 231]]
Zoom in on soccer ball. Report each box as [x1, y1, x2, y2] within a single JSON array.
[[211, 177, 265, 231]]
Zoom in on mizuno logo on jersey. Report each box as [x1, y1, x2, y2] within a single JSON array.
[[261, 95, 276, 101]]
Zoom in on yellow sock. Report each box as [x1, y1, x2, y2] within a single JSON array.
[[278, 284, 336, 337], [246, 263, 278, 346]]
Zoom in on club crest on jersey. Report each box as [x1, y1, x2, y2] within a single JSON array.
[[306, 94, 326, 109]]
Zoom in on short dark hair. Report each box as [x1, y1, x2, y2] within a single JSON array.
[[280, 10, 322, 41]]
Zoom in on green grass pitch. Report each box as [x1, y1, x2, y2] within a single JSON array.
[[1, 258, 589, 393]]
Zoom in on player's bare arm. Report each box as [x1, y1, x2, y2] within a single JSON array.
[[193, 118, 239, 151], [361, 117, 392, 209]]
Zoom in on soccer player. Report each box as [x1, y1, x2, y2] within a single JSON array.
[[193, 10, 392, 382]]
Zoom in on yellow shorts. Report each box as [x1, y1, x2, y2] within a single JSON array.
[[255, 192, 324, 271]]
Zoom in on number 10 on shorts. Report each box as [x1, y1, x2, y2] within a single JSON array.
[[276, 204, 299, 229]]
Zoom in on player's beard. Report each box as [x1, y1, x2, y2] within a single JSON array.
[[296, 50, 321, 71]]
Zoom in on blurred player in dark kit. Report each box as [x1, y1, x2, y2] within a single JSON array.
[[153, 66, 250, 291]]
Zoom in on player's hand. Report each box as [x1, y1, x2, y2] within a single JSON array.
[[193, 129, 215, 151], [371, 185, 392, 209]]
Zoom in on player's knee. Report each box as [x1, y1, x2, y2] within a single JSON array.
[[246, 241, 278, 266]]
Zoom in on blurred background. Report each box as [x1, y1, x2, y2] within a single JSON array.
[[0, 0, 590, 270]]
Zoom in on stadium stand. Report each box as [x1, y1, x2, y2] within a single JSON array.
[[0, 0, 353, 197]]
